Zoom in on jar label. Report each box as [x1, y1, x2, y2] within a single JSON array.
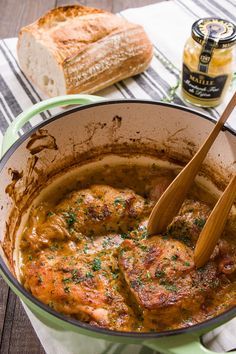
[[182, 64, 228, 100]]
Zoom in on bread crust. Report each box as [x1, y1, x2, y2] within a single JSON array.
[[18, 5, 153, 96]]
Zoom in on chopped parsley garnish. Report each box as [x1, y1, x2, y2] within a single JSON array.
[[62, 277, 71, 284], [155, 270, 165, 278], [47, 211, 54, 217], [49, 244, 59, 252], [61, 269, 94, 285], [121, 233, 129, 239], [171, 254, 179, 261], [63, 211, 77, 228], [112, 272, 119, 280], [130, 281, 136, 288], [71, 269, 78, 277], [162, 234, 169, 240], [136, 277, 143, 286], [119, 248, 127, 256], [160, 281, 177, 292], [140, 245, 148, 252], [130, 278, 143, 288], [114, 197, 126, 207], [28, 255, 33, 261], [76, 197, 83, 204], [212, 279, 220, 288], [176, 235, 192, 247], [197, 266, 206, 273], [102, 239, 111, 248], [71, 269, 84, 284], [194, 217, 206, 228], [165, 284, 177, 292], [86, 272, 94, 279], [83, 244, 89, 254], [64, 286, 70, 293], [92, 258, 101, 271], [140, 230, 148, 239], [184, 261, 190, 267]]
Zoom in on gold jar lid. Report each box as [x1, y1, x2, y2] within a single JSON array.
[[192, 18, 236, 49]]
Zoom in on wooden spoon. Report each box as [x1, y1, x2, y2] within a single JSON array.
[[147, 92, 236, 236], [194, 174, 236, 268]]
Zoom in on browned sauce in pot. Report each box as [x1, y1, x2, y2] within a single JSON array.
[[19, 160, 236, 332]]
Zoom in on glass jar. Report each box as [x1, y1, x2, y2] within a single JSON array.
[[182, 18, 236, 107]]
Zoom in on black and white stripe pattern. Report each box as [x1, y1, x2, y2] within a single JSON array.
[[0, 0, 235, 148]]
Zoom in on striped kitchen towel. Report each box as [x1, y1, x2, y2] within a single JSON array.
[[0, 1, 236, 354], [0, 0, 235, 145]]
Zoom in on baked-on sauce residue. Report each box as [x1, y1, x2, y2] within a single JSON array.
[[20, 162, 236, 332]]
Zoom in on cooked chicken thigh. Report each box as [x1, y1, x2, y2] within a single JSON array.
[[20, 172, 236, 332]]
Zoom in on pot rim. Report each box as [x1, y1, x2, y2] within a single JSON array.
[[0, 98, 235, 339]]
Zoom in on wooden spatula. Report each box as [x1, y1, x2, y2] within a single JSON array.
[[194, 174, 236, 268], [147, 92, 236, 236]]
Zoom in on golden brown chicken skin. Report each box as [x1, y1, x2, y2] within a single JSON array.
[[21, 185, 152, 252], [118, 236, 222, 330], [20, 177, 236, 332], [166, 199, 211, 246], [21, 184, 151, 331], [23, 250, 136, 331]]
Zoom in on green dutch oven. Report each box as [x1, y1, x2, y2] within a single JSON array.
[[0, 94, 235, 354]]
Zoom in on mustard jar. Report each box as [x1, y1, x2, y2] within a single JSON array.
[[182, 18, 236, 107]]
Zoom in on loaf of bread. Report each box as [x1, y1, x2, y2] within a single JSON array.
[[17, 5, 153, 97]]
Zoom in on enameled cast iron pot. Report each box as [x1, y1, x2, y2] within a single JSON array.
[[0, 95, 235, 354]]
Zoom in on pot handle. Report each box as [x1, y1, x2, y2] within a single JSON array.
[[1, 94, 104, 156], [144, 334, 236, 354]]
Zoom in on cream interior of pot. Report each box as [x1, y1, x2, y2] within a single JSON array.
[[0, 101, 235, 289]]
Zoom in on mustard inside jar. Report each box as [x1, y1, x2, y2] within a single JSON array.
[[182, 18, 236, 107]]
